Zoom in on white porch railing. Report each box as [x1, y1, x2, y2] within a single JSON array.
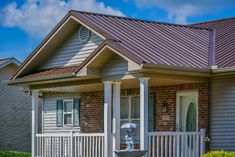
[[148, 129, 206, 157], [36, 132, 104, 157]]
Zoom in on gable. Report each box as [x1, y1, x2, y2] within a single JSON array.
[[0, 64, 18, 81], [40, 25, 103, 69], [12, 13, 107, 80], [101, 55, 128, 76], [77, 47, 141, 78]]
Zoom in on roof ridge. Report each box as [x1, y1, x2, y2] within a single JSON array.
[[192, 16, 235, 25], [69, 10, 213, 31], [0, 57, 13, 61]]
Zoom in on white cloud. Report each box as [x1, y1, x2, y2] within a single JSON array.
[[132, 0, 235, 24], [0, 0, 124, 38]]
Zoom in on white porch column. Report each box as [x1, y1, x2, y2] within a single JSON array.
[[31, 91, 39, 157], [104, 81, 113, 157], [139, 78, 149, 155], [113, 82, 121, 156]]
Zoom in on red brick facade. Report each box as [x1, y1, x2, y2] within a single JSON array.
[[80, 92, 104, 133], [153, 83, 209, 132], [79, 83, 209, 135]]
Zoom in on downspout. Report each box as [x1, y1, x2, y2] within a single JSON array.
[[207, 28, 216, 151], [207, 78, 213, 151]]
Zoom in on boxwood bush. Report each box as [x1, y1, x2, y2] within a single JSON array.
[[0, 151, 31, 157], [202, 151, 235, 157]]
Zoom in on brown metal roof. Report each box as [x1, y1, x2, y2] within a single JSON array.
[[12, 11, 216, 82], [71, 10, 212, 69], [18, 66, 80, 79], [192, 17, 235, 68]]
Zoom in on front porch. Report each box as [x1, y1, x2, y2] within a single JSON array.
[[35, 130, 205, 157], [31, 76, 209, 157]]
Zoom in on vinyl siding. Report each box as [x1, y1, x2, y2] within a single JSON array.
[[0, 65, 32, 152], [40, 27, 103, 69], [43, 93, 80, 133], [211, 77, 235, 151], [101, 55, 128, 76]]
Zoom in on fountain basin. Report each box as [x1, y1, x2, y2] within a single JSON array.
[[114, 149, 148, 157]]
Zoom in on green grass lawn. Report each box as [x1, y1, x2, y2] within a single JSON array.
[[0, 151, 31, 157]]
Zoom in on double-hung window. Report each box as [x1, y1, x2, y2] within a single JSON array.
[[120, 93, 155, 143], [56, 98, 80, 127]]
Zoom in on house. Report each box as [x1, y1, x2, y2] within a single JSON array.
[[9, 10, 235, 157], [0, 58, 32, 152]]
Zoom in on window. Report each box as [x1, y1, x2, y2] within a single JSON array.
[[64, 100, 73, 125], [120, 94, 155, 143], [56, 98, 80, 127]]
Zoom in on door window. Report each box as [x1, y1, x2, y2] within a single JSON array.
[[177, 92, 198, 132]]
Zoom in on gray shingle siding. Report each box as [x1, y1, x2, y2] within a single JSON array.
[[0, 65, 32, 152]]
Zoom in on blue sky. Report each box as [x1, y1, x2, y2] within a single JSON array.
[[0, 0, 235, 62]]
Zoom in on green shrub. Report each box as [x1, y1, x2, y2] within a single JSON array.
[[202, 151, 235, 157], [0, 151, 31, 157]]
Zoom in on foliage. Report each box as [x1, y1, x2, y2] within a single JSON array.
[[202, 151, 235, 157], [0, 151, 31, 157]]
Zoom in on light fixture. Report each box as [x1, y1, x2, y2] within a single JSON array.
[[161, 101, 168, 113]]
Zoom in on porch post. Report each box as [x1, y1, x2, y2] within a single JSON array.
[[113, 82, 121, 156], [104, 81, 113, 157], [139, 78, 149, 155], [31, 91, 39, 157]]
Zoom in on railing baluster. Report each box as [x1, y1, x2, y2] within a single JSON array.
[[156, 135, 159, 157], [165, 135, 168, 157], [153, 135, 155, 157], [161, 135, 163, 157], [189, 134, 192, 157], [148, 135, 151, 157], [173, 135, 176, 157], [177, 134, 180, 157], [98, 136, 100, 157], [169, 135, 172, 157], [96, 136, 98, 157], [185, 134, 188, 157]]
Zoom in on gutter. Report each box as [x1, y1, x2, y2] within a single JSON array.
[[212, 67, 235, 76]]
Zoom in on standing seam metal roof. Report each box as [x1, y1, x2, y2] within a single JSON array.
[[192, 17, 235, 68], [12, 11, 216, 81], [73, 10, 212, 69]]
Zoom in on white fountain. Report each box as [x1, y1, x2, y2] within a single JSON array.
[[114, 123, 148, 157]]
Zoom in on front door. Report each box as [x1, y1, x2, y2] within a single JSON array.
[[176, 91, 198, 132]]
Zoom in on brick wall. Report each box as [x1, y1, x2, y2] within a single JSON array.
[[80, 91, 104, 133], [79, 82, 209, 135]]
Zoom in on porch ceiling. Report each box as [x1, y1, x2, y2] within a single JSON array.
[[37, 76, 208, 93]]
